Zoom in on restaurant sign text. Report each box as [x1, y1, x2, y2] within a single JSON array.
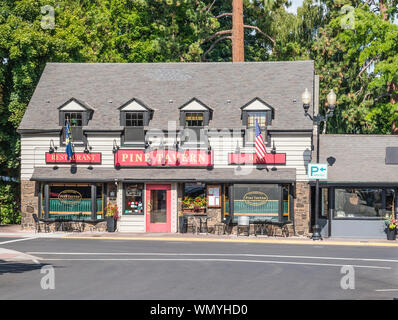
[[46, 152, 102, 164], [115, 149, 213, 167]]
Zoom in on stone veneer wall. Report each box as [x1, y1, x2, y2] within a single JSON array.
[[294, 181, 311, 236], [21, 180, 38, 230], [21, 180, 108, 231]]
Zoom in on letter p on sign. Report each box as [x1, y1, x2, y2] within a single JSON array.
[[308, 164, 328, 180]]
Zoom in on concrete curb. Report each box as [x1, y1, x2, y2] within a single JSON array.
[[63, 235, 398, 247]]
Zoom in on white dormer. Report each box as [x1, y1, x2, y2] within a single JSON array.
[[241, 97, 273, 111], [119, 99, 149, 112], [179, 98, 212, 127], [241, 97, 274, 128], [58, 98, 93, 143]]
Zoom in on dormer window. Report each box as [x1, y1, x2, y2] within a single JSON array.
[[179, 98, 212, 148], [241, 98, 274, 147], [185, 112, 204, 127], [179, 98, 212, 128], [58, 98, 92, 145], [247, 112, 267, 128], [119, 98, 152, 147], [125, 112, 144, 127]]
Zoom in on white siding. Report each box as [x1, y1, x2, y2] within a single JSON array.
[[208, 133, 311, 181], [21, 132, 311, 181], [20, 133, 120, 180]]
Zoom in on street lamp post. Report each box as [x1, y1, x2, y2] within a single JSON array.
[[302, 88, 336, 240]]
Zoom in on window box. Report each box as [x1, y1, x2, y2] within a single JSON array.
[[183, 208, 206, 214]]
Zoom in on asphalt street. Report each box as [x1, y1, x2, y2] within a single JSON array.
[[0, 236, 398, 300]]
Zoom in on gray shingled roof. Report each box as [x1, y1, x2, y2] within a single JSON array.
[[319, 134, 398, 183], [30, 166, 296, 183], [19, 61, 315, 132]]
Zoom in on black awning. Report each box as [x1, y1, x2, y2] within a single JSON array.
[[31, 166, 296, 183]]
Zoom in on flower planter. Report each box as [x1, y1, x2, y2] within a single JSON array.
[[386, 228, 397, 241], [183, 208, 206, 214], [106, 216, 116, 232]]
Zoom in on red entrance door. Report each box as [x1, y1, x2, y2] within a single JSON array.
[[146, 184, 171, 232]]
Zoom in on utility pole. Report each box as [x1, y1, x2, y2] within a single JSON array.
[[201, 0, 274, 62], [232, 0, 244, 62]]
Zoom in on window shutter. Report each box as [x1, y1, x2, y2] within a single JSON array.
[[242, 111, 248, 126], [180, 111, 186, 127], [83, 111, 89, 126], [71, 127, 83, 142], [203, 111, 210, 126], [120, 111, 126, 126], [266, 111, 272, 125], [125, 127, 145, 143], [143, 112, 150, 126], [59, 111, 64, 126]]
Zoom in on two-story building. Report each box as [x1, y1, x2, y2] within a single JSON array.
[[18, 61, 317, 235]]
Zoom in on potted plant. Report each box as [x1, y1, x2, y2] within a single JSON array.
[[182, 196, 207, 214], [105, 203, 119, 232], [182, 196, 194, 213], [193, 196, 207, 214], [384, 215, 397, 240]]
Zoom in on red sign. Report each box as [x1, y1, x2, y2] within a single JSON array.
[[46, 152, 102, 164], [228, 152, 286, 165], [115, 150, 213, 167]]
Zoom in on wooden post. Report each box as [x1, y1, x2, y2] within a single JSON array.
[[91, 183, 97, 220], [232, 0, 244, 62], [44, 183, 49, 219]]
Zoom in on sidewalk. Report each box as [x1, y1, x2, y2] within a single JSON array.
[[1, 224, 398, 247]]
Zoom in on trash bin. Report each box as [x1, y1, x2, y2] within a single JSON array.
[[179, 216, 187, 233]]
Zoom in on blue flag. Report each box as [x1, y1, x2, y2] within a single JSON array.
[[65, 119, 74, 160]]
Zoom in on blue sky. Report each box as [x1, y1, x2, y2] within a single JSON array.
[[285, 0, 304, 14]]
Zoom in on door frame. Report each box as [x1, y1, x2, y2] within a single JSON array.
[[145, 184, 171, 232]]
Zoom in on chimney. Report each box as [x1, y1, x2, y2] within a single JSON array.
[[232, 0, 244, 62]]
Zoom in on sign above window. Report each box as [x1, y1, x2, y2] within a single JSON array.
[[228, 152, 286, 165], [114, 149, 213, 167], [46, 152, 102, 164]]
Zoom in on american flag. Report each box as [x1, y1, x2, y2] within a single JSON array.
[[255, 118, 267, 161]]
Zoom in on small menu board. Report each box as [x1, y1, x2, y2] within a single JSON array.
[[207, 185, 221, 208]]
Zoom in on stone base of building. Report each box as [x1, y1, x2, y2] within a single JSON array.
[[21, 180, 38, 230], [293, 182, 311, 236]]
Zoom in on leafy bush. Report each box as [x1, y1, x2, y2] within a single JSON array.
[[0, 182, 20, 224]]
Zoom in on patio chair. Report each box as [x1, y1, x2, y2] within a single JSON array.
[[32, 214, 50, 233]]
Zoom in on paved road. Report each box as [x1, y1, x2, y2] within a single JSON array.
[[0, 236, 398, 300]]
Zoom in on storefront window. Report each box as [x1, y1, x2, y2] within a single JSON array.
[[124, 184, 144, 215], [183, 183, 206, 212], [233, 184, 282, 219], [44, 184, 103, 220], [321, 188, 328, 218], [334, 188, 384, 219], [184, 183, 206, 198], [282, 184, 289, 219], [385, 188, 395, 218], [223, 184, 231, 218]]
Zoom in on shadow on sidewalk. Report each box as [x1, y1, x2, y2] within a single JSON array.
[[0, 261, 63, 275]]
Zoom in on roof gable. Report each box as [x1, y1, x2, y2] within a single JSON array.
[[179, 98, 212, 112], [118, 98, 152, 112], [58, 98, 93, 111], [241, 97, 274, 112]]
